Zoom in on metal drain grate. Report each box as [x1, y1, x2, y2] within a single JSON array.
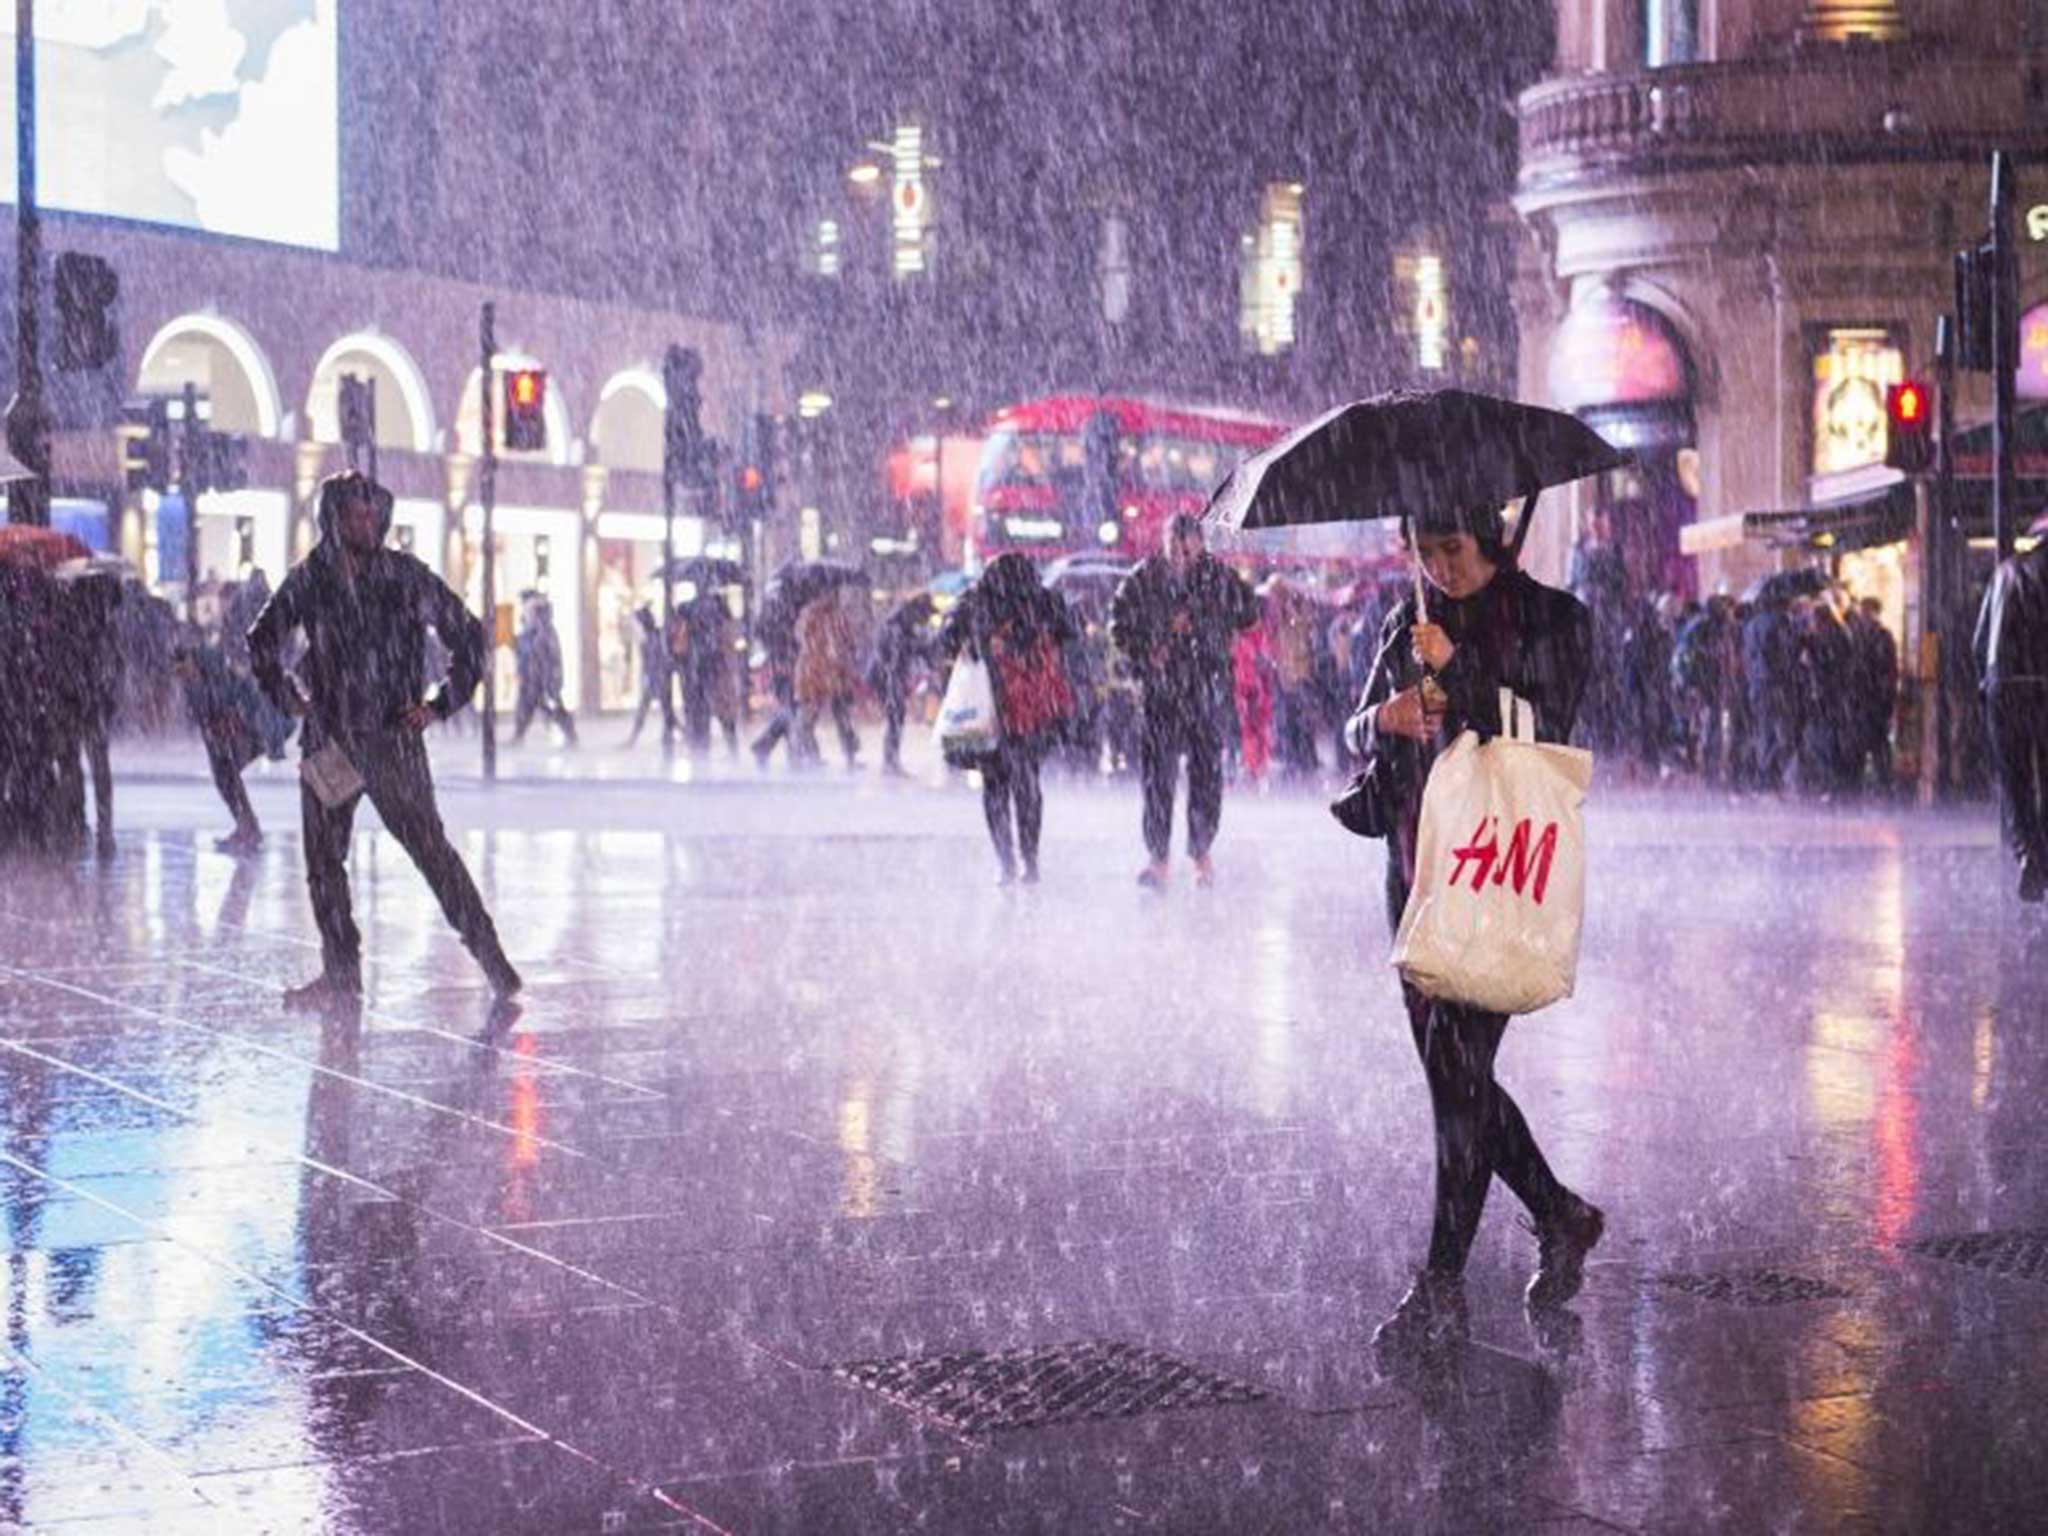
[[1900, 1230, 2048, 1284], [1654, 1269, 1853, 1306], [833, 1340, 1266, 1434]]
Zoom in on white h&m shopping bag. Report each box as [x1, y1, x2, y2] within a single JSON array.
[[1391, 689, 1593, 1015], [936, 653, 1002, 758]]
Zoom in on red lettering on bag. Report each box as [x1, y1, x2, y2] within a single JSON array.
[[1492, 818, 1559, 904], [1448, 815, 1558, 905]]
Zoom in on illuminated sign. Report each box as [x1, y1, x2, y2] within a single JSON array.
[[1004, 516, 1064, 541], [1414, 255, 1448, 370], [1812, 328, 1903, 477], [2027, 205, 2048, 242], [2020, 302, 2048, 400], [890, 123, 929, 277], [1240, 183, 1304, 356], [2, 2, 339, 251], [1395, 247, 1451, 373]]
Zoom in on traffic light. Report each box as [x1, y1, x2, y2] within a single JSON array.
[[503, 367, 547, 452], [733, 411, 777, 518], [1955, 242, 1996, 373], [118, 398, 171, 492], [663, 345, 705, 488], [1885, 380, 1934, 473], [338, 373, 375, 451], [55, 252, 118, 371], [196, 431, 249, 494]]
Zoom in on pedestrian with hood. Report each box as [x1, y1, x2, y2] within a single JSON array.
[[1848, 595, 1898, 793], [871, 593, 935, 776], [936, 553, 1077, 884], [1344, 500, 1604, 1352], [248, 471, 521, 1007], [1109, 513, 1259, 889], [1975, 528, 2048, 901]]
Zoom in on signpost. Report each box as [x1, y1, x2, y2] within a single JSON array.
[[479, 303, 498, 784]]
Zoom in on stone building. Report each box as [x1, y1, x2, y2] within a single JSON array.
[[1512, 0, 2048, 632]]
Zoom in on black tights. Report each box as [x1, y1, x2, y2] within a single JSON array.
[[1404, 984, 1570, 1276], [981, 744, 1044, 873]]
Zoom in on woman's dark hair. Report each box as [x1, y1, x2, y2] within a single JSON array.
[[1402, 509, 1513, 570]]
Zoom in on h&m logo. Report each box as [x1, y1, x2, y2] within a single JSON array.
[[1448, 816, 1560, 905]]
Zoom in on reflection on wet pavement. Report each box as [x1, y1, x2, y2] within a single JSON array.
[[1, 781, 2043, 1532]]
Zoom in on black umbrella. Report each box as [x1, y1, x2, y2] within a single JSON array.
[[1203, 389, 1628, 560], [654, 556, 746, 591], [766, 558, 867, 616], [1742, 567, 1830, 606]]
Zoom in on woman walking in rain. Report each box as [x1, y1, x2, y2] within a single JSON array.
[[1346, 501, 1604, 1352], [937, 553, 1077, 885]]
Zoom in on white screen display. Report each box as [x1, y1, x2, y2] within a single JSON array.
[[1, 0, 338, 252]]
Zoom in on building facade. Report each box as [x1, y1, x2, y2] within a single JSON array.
[[1512, 0, 2048, 629]]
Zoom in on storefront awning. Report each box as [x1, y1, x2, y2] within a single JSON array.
[[1683, 471, 1914, 558]]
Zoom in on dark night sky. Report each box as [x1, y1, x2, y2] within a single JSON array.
[[343, 0, 1552, 405]]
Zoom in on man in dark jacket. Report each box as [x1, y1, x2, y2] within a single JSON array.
[[1975, 536, 2048, 901], [1848, 596, 1898, 794], [1110, 514, 1259, 888], [1740, 597, 1799, 792], [249, 471, 521, 1006], [870, 593, 934, 776]]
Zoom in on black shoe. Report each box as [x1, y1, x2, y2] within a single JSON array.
[[1020, 861, 1040, 886], [1524, 1197, 1605, 1312], [214, 827, 264, 854], [284, 970, 362, 1012], [1372, 1272, 1469, 1362]]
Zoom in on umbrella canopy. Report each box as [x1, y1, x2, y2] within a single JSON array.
[[0, 525, 91, 571], [653, 556, 746, 590], [1742, 567, 1830, 606], [1203, 388, 1627, 534], [768, 558, 868, 611]]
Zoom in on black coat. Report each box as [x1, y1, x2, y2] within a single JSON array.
[[1345, 567, 1592, 933], [1109, 553, 1259, 708], [249, 539, 484, 752], [1976, 543, 2048, 689]]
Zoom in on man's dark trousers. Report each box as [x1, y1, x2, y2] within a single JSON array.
[[1140, 697, 1223, 863], [301, 730, 508, 981], [1987, 680, 2048, 873]]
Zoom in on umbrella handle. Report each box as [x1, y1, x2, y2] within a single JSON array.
[[1508, 485, 1540, 565], [1406, 516, 1429, 626]]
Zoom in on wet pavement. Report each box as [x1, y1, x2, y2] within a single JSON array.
[[3, 762, 2045, 1533]]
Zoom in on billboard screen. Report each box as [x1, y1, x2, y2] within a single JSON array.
[[1, 1, 338, 252]]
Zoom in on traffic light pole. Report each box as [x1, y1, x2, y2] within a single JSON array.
[[1934, 316, 1957, 799], [1991, 151, 2019, 566], [181, 380, 202, 612], [661, 427, 677, 759], [479, 303, 498, 785], [5, 0, 50, 528]]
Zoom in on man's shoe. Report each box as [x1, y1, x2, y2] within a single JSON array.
[[1137, 860, 1169, 890], [284, 970, 362, 1012], [1524, 1197, 1605, 1312], [1371, 1271, 1469, 1360], [1192, 853, 1215, 888], [1020, 860, 1040, 886], [215, 827, 263, 854]]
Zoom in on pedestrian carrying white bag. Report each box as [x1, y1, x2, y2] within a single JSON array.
[[1391, 688, 1593, 1016], [936, 651, 1002, 758]]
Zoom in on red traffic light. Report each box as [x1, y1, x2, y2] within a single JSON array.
[[1884, 380, 1934, 474], [737, 464, 764, 494], [503, 368, 548, 452]]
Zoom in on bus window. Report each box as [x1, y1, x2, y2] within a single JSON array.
[[977, 429, 1086, 493]]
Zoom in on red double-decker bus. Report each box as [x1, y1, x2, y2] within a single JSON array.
[[969, 395, 1288, 563]]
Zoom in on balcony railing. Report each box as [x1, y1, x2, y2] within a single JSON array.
[[1518, 49, 2048, 194]]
